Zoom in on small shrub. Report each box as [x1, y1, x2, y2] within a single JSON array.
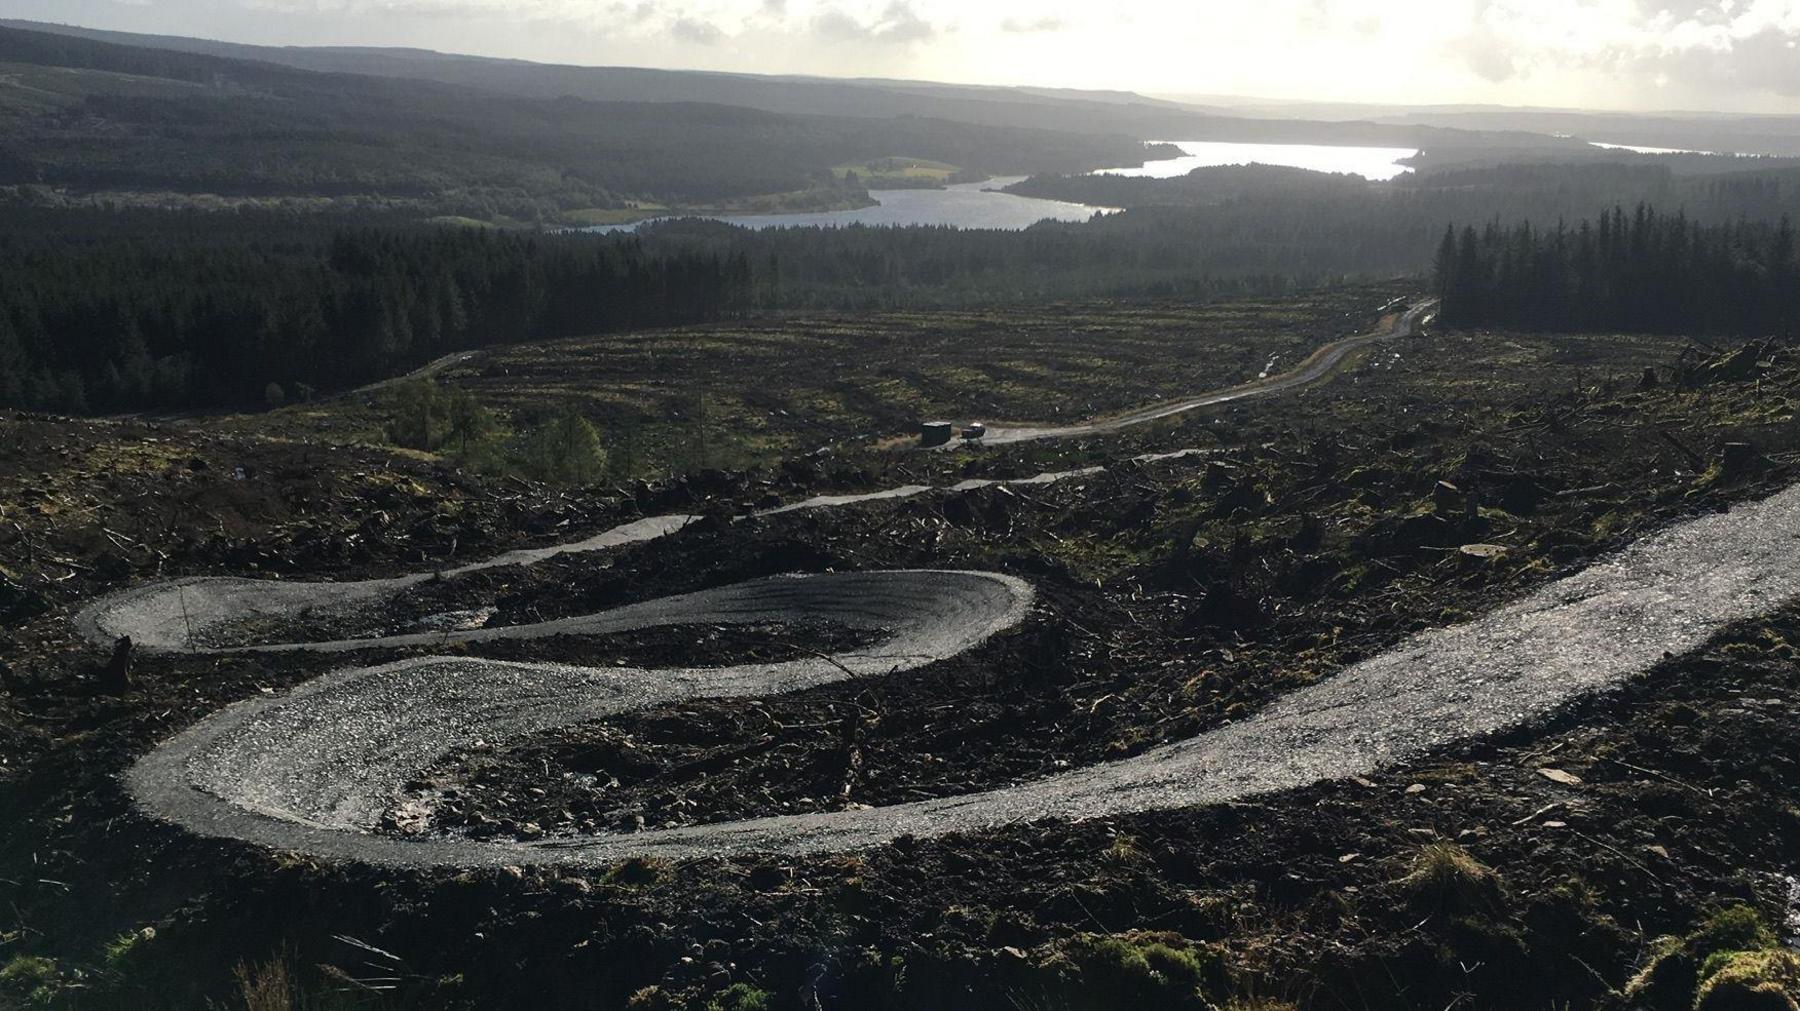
[[0, 955, 60, 1005], [707, 982, 773, 1011], [512, 407, 607, 485], [443, 386, 503, 466], [626, 985, 672, 1010], [384, 377, 506, 469], [103, 926, 155, 969], [384, 377, 449, 451]]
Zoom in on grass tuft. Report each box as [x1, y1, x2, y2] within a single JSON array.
[[1400, 843, 1505, 918]]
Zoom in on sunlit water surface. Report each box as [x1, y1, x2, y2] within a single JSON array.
[[586, 177, 1115, 234], [1092, 140, 1420, 181]]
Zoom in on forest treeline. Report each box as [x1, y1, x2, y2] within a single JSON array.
[[0, 204, 1325, 414], [12, 163, 1800, 415], [1008, 161, 1800, 230], [0, 221, 753, 412], [1434, 206, 1799, 336]]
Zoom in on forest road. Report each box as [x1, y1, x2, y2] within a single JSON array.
[[963, 298, 1436, 446]]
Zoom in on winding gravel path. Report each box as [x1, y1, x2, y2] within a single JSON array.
[[76, 448, 1219, 654], [126, 570, 1034, 855], [112, 480, 1800, 863], [969, 299, 1434, 445], [89, 297, 1800, 865]]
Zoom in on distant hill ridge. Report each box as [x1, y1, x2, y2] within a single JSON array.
[[0, 17, 1584, 151]]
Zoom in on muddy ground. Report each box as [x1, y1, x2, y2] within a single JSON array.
[[4, 293, 1800, 1010]]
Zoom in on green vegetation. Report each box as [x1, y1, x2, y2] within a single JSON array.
[[1035, 932, 1223, 1011], [0, 954, 59, 1005], [1628, 905, 1798, 1010], [833, 156, 963, 189], [1695, 949, 1800, 1010], [704, 983, 773, 1011], [564, 206, 667, 227], [383, 378, 615, 484], [101, 928, 154, 970], [384, 379, 502, 465], [513, 408, 608, 486]]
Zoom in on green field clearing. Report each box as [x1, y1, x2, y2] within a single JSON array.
[[831, 156, 961, 182]]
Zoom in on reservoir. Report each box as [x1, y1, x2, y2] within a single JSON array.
[[1094, 140, 1419, 181], [588, 176, 1115, 234]]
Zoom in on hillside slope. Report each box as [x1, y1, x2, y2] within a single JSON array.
[[0, 24, 1158, 217]]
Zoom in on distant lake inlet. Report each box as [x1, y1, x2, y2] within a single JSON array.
[[585, 177, 1116, 234], [1093, 140, 1420, 181]]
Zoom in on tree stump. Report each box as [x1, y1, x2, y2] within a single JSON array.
[[102, 636, 134, 695]]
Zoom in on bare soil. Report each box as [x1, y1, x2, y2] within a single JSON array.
[[4, 291, 1799, 1011]]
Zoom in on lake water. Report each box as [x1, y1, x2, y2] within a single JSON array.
[[588, 177, 1115, 234], [587, 141, 1421, 235], [1589, 140, 1719, 156], [1093, 140, 1419, 181]]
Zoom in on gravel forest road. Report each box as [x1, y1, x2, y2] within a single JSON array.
[[970, 299, 1435, 445]]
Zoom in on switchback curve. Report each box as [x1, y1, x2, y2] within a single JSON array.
[[117, 480, 1800, 863]]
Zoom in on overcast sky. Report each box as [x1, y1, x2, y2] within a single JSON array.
[[6, 0, 1800, 113]]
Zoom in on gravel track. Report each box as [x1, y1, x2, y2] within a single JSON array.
[[126, 570, 1034, 856], [969, 300, 1434, 445], [95, 296, 1800, 866], [115, 480, 1800, 863]]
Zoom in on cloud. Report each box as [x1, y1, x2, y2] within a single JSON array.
[[1433, 0, 1800, 99], [669, 14, 726, 43], [611, 1, 657, 24], [1000, 15, 1062, 33], [812, 1, 936, 44], [1619, 25, 1800, 96], [1453, 23, 1520, 82]]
